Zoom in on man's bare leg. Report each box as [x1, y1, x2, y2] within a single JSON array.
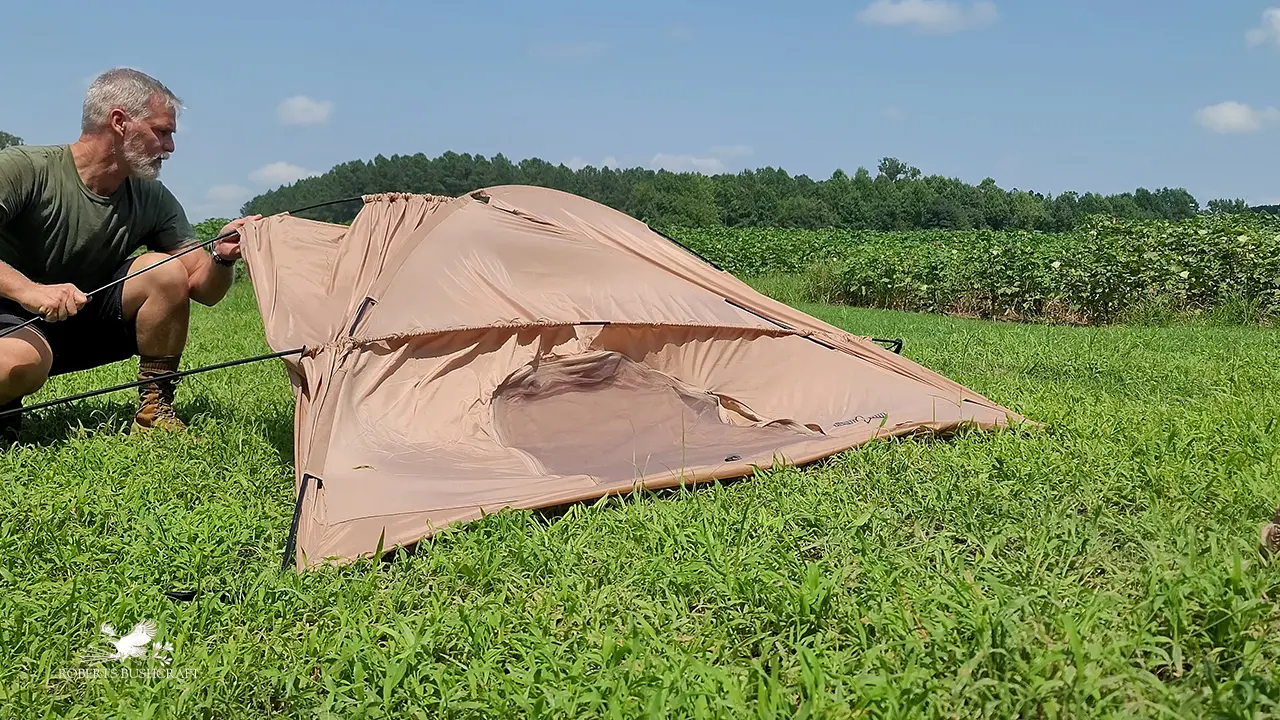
[[0, 329, 53, 442], [121, 252, 191, 431]]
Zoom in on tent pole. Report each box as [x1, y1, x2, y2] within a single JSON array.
[[0, 347, 307, 420], [873, 337, 904, 354], [722, 297, 906, 355], [280, 473, 315, 571], [647, 225, 726, 272], [0, 195, 366, 342]]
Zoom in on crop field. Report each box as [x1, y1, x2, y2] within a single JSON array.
[[2, 240, 1280, 717], [674, 213, 1280, 327]]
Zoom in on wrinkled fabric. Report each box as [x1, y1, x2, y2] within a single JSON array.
[[237, 187, 1027, 570]]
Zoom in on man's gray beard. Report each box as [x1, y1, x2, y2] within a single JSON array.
[[123, 141, 167, 180]]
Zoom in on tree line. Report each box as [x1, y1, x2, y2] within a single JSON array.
[[237, 151, 1269, 232], [2, 130, 1270, 231]]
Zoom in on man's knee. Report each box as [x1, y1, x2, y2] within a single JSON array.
[[124, 253, 190, 317], [0, 332, 52, 398], [135, 253, 189, 300]]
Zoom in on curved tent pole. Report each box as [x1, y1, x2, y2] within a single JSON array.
[[0, 195, 365, 417], [0, 346, 306, 420], [0, 195, 366, 342], [873, 337, 904, 354], [0, 193, 366, 417]]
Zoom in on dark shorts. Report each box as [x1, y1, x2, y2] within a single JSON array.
[[0, 260, 138, 377]]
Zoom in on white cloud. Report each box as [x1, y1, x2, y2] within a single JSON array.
[[1193, 101, 1280, 134], [857, 0, 998, 35], [188, 184, 254, 221], [204, 184, 252, 205], [1246, 8, 1280, 47], [567, 147, 748, 174], [647, 145, 755, 174], [277, 95, 333, 126], [188, 158, 322, 220], [564, 156, 620, 170], [250, 161, 318, 186], [650, 153, 726, 174]]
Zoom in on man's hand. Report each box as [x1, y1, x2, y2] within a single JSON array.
[[211, 215, 262, 262], [18, 282, 87, 322]]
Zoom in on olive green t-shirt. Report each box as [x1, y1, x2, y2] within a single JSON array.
[[0, 144, 195, 293]]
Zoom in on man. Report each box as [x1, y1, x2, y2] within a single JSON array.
[[0, 67, 258, 442]]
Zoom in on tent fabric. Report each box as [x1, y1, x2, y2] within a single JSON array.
[[237, 186, 1025, 570]]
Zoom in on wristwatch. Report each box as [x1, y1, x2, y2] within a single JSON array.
[[212, 251, 236, 267]]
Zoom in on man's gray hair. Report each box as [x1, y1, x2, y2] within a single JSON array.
[[81, 68, 183, 133]]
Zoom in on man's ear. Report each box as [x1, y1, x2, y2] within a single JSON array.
[[108, 108, 129, 138]]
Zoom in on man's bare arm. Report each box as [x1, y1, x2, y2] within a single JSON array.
[[0, 154, 85, 321], [175, 246, 234, 306], [0, 259, 86, 322], [168, 215, 258, 307]]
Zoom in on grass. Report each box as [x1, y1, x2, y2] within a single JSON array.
[[2, 278, 1279, 718]]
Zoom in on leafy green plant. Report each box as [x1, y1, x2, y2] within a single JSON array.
[[675, 212, 1280, 326], [193, 217, 232, 243]]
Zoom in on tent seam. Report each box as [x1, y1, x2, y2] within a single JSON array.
[[302, 322, 816, 355]]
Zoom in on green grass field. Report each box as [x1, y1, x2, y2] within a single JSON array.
[[2, 279, 1279, 718]]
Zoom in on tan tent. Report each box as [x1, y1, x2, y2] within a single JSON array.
[[237, 186, 1024, 570]]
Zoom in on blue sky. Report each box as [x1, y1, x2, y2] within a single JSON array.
[[3, 1, 1279, 222]]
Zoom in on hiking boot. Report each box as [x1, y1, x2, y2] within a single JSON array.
[[1260, 505, 1280, 559], [0, 397, 21, 446], [133, 355, 186, 432]]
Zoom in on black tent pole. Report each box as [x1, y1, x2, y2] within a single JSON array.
[[0, 195, 365, 342], [0, 195, 364, 415], [280, 474, 315, 571], [0, 347, 306, 420]]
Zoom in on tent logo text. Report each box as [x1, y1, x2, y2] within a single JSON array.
[[832, 412, 888, 428]]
